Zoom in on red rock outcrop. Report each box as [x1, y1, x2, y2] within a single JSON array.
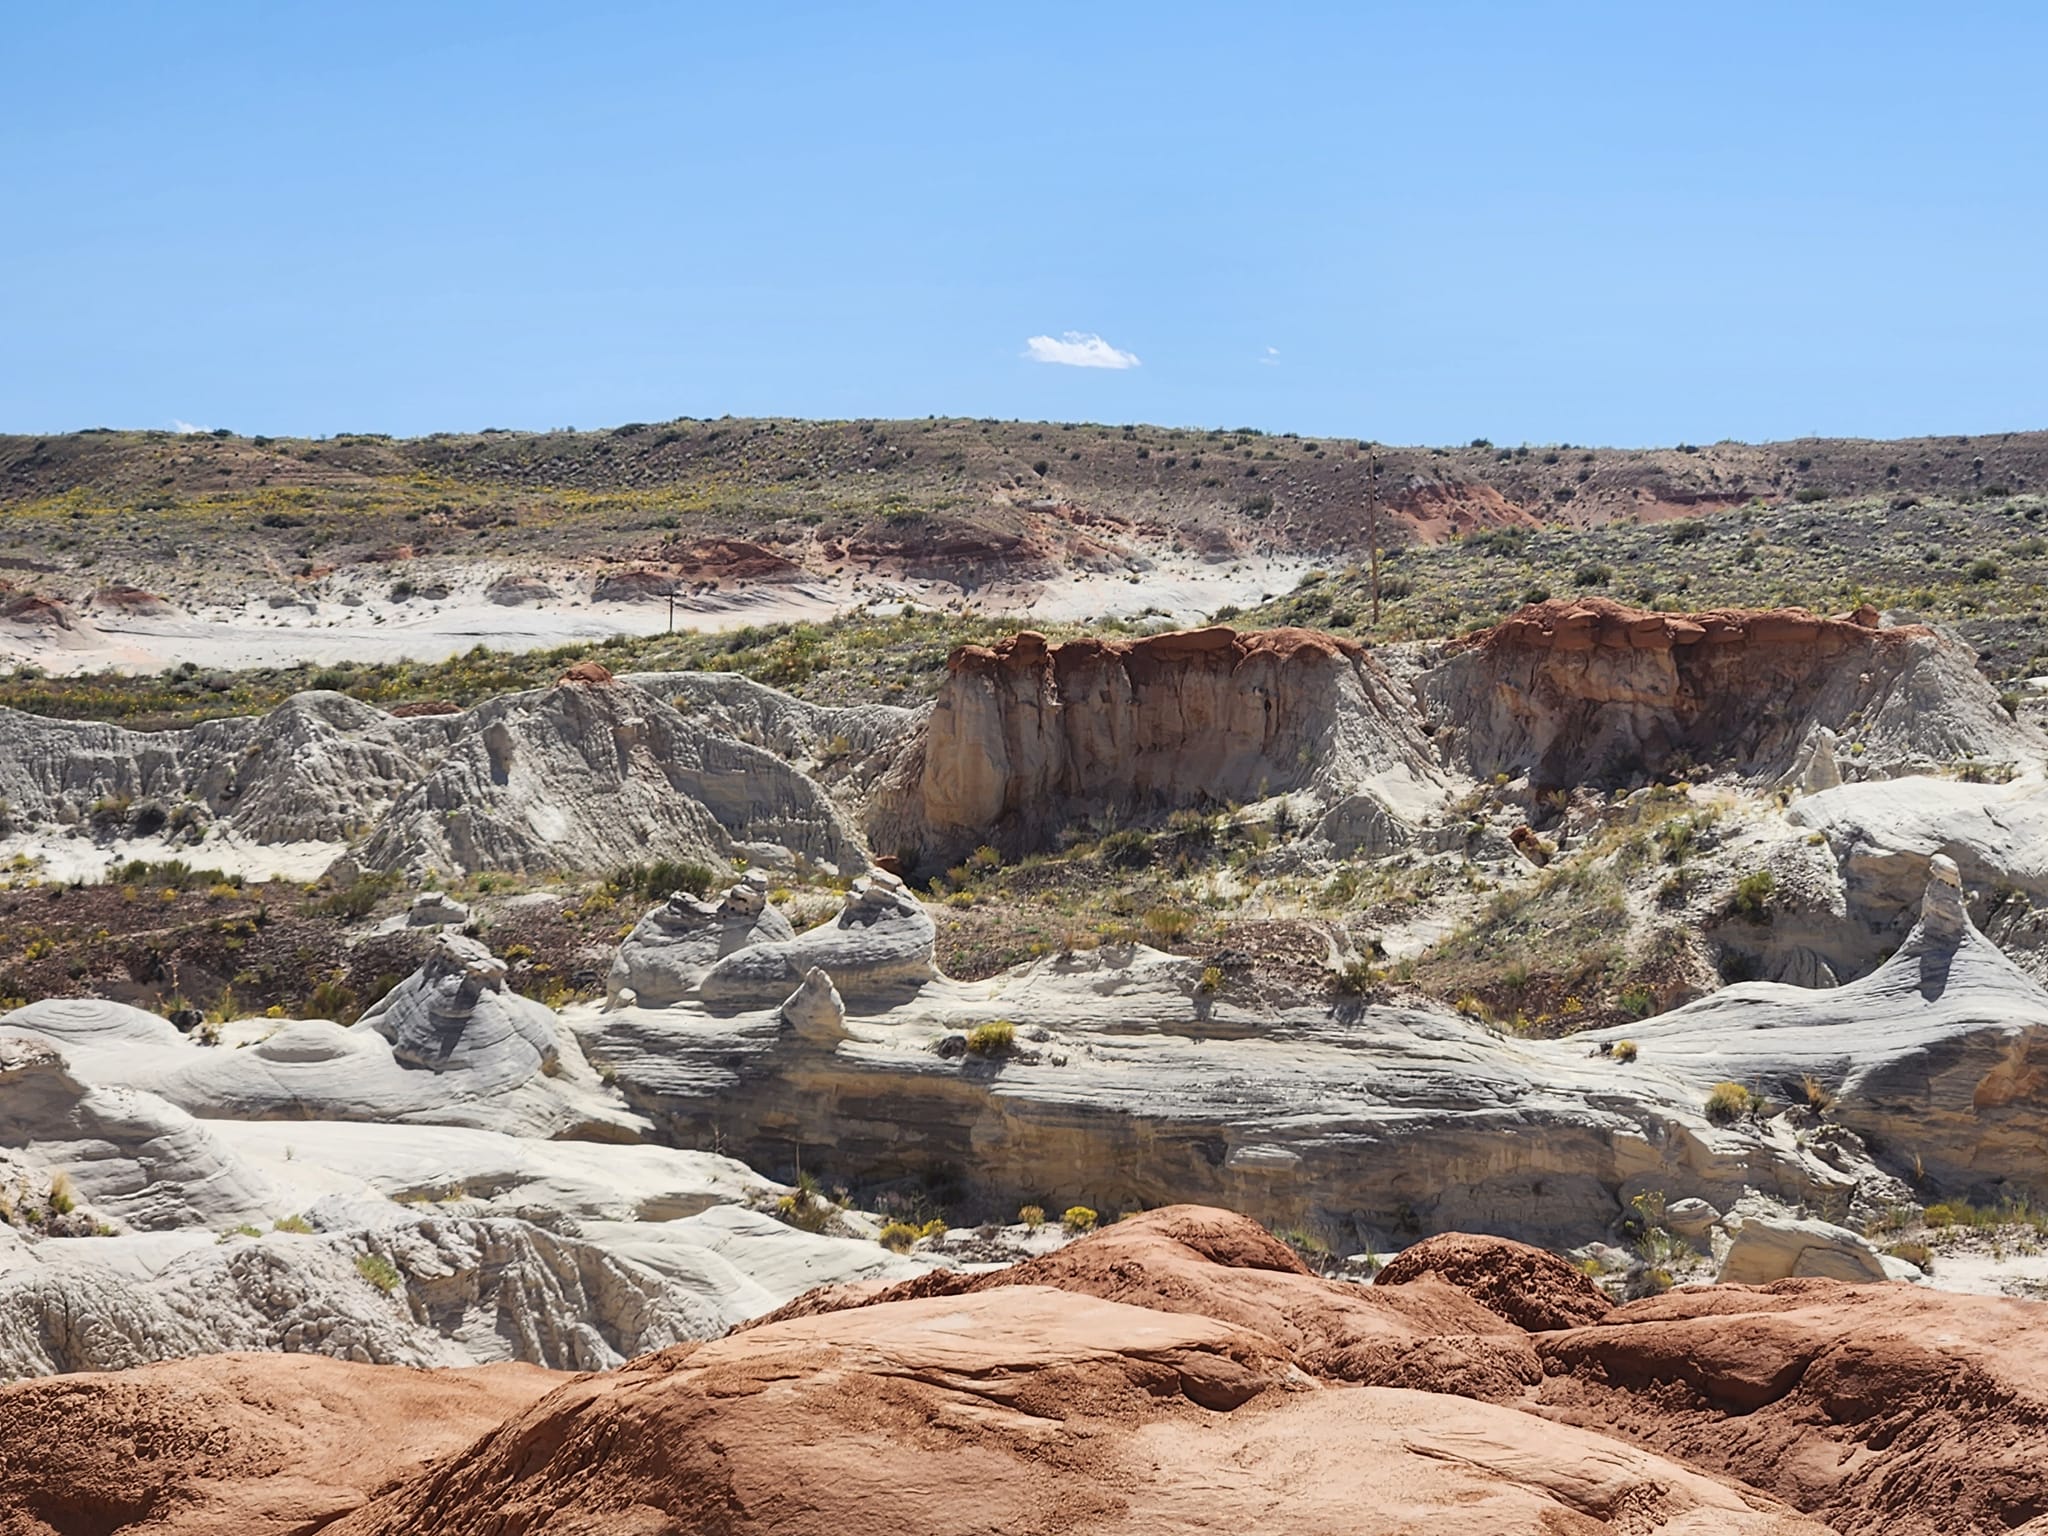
[[658, 535, 802, 583], [589, 566, 676, 601], [0, 1353, 559, 1536], [751, 1206, 1547, 1400], [1425, 598, 2026, 788], [89, 584, 175, 616], [0, 591, 76, 630], [557, 659, 615, 685], [329, 1211, 1825, 1536], [870, 626, 1438, 867], [1536, 1278, 2048, 1535], [11, 1208, 2048, 1535]]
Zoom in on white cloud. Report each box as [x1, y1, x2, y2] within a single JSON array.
[[1023, 331, 1141, 370], [170, 419, 207, 434], [1259, 346, 1281, 367]]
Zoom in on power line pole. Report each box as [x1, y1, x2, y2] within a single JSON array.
[[1367, 448, 1383, 627]]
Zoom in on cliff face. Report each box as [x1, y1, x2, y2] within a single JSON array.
[[1422, 598, 2032, 789], [872, 626, 1440, 867]]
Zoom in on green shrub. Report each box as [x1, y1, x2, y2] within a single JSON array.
[[1141, 907, 1195, 945], [877, 1221, 920, 1252], [611, 859, 718, 902], [1612, 1039, 1639, 1064], [1061, 1205, 1099, 1234], [1096, 829, 1151, 869], [1018, 1204, 1046, 1230], [307, 973, 360, 1025], [966, 1020, 1015, 1056], [1730, 868, 1775, 921], [1884, 1240, 1932, 1272], [273, 1214, 313, 1234], [355, 1253, 402, 1292], [47, 1173, 75, 1216], [316, 869, 401, 919]]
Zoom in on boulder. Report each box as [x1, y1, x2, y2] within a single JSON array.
[[1716, 1213, 1897, 1285], [779, 968, 848, 1045], [406, 892, 471, 927]]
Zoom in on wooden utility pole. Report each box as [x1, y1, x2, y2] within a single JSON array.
[[1367, 448, 1383, 627]]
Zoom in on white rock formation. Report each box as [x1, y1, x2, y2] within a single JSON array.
[[1, 951, 639, 1141], [0, 1033, 275, 1231], [356, 933, 558, 1086], [696, 871, 937, 1005], [605, 873, 796, 1007]]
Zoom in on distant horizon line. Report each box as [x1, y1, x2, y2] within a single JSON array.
[[10, 416, 2048, 453]]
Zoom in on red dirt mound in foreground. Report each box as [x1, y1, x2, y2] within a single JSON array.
[[750, 1204, 1547, 1400], [1374, 1230, 1612, 1331], [0, 1353, 559, 1536], [8, 1210, 2048, 1536], [332, 1286, 1821, 1536]]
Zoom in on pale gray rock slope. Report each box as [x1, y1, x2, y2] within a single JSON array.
[[356, 674, 870, 876], [626, 669, 919, 803], [0, 691, 454, 844], [1789, 776, 2048, 942], [3, 951, 638, 1142], [0, 1033, 275, 1231], [0, 1211, 712, 1376], [0, 977, 936, 1379], [0, 674, 869, 881]]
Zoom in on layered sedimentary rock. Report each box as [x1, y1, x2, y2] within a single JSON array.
[[586, 863, 2042, 1244], [0, 1032, 275, 1230], [357, 671, 870, 876], [356, 933, 559, 1086], [1788, 775, 2048, 942], [1423, 598, 2037, 788], [869, 626, 1442, 867], [0, 691, 455, 846], [628, 667, 920, 800], [2, 957, 636, 1140], [0, 674, 869, 879], [1580, 855, 2048, 1195]]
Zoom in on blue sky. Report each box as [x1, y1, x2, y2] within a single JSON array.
[[5, 2, 2045, 445]]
